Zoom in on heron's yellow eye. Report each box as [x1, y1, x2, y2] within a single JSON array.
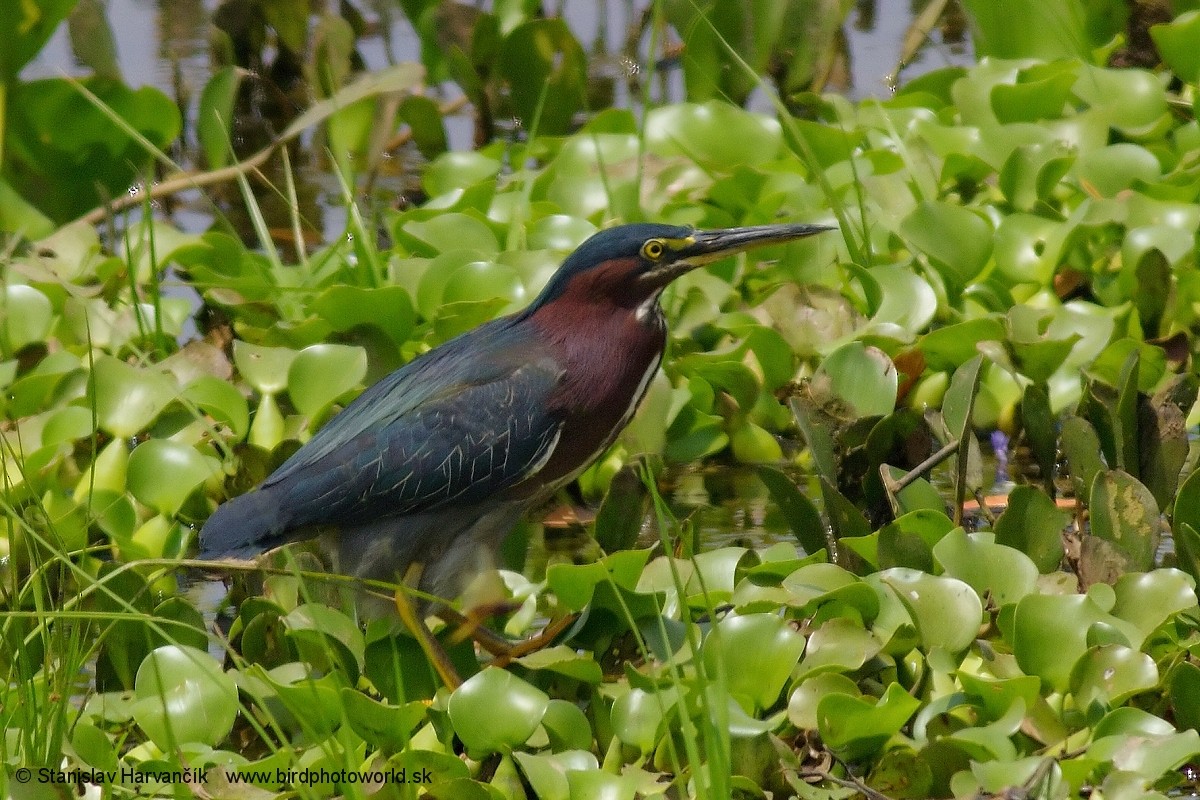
[[642, 240, 666, 260]]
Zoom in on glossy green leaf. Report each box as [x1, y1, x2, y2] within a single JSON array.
[[818, 683, 921, 762], [448, 668, 549, 755], [934, 529, 1038, 606], [287, 344, 367, 419], [1089, 470, 1159, 573], [1, 284, 54, 354], [1151, 11, 1200, 82], [498, 19, 586, 135], [127, 440, 219, 517], [197, 66, 243, 169], [788, 673, 861, 730], [702, 613, 806, 712], [993, 486, 1069, 573], [88, 356, 176, 438], [757, 466, 827, 557], [132, 645, 237, 749], [813, 342, 897, 419], [901, 201, 992, 289], [878, 569, 983, 653]]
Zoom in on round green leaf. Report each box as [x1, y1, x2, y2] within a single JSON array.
[[900, 201, 993, 288], [877, 569, 983, 653], [702, 613, 806, 711], [1069, 644, 1158, 708], [448, 668, 549, 755], [646, 102, 783, 167], [182, 375, 250, 439], [287, 344, 367, 419], [127, 440, 219, 517], [935, 529, 1039, 606], [1012, 593, 1133, 692], [88, 356, 175, 438], [788, 673, 861, 730], [813, 342, 897, 418], [2, 284, 53, 354], [818, 683, 921, 762], [610, 687, 671, 754], [132, 644, 237, 748], [233, 341, 298, 395]]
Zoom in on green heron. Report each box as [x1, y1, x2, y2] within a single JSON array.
[[198, 222, 832, 608]]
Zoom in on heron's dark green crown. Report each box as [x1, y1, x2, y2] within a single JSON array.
[[528, 223, 694, 309]]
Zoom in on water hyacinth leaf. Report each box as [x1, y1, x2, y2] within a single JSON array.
[[233, 342, 299, 395], [702, 613, 806, 712], [1150, 11, 1200, 83], [788, 673, 861, 730], [942, 355, 983, 519], [1170, 662, 1200, 732], [812, 342, 897, 419], [132, 645, 237, 749], [820, 477, 873, 541], [181, 375, 250, 438], [867, 264, 937, 333], [818, 683, 921, 762], [398, 95, 448, 159], [1137, 386, 1191, 509], [127, 440, 219, 517], [878, 569, 982, 653], [781, 562, 880, 621], [311, 285, 416, 345], [1069, 645, 1158, 708], [1174, 523, 1200, 586], [594, 462, 649, 553], [1012, 592, 1128, 692], [992, 485, 1068, 573], [646, 102, 783, 168], [283, 604, 366, 673], [1, 284, 53, 354], [1060, 416, 1105, 502], [957, 672, 1042, 723], [918, 317, 1005, 372], [1019, 383, 1057, 494], [540, 698, 592, 753], [1083, 349, 1140, 475], [448, 668, 549, 755], [1111, 570, 1198, 644], [757, 466, 827, 557], [498, 19, 586, 135], [287, 344, 368, 420], [197, 66, 243, 170], [341, 689, 427, 753], [797, 617, 881, 678], [993, 213, 1063, 284], [400, 213, 499, 257], [789, 396, 837, 485], [933, 529, 1038, 606], [88, 356, 176, 438], [990, 72, 1075, 123], [513, 750, 599, 800], [610, 687, 668, 754], [1089, 470, 1159, 573], [878, 508, 954, 571], [961, 0, 1090, 59], [900, 201, 992, 290], [442, 260, 525, 307], [1075, 144, 1162, 197], [868, 748, 934, 800]]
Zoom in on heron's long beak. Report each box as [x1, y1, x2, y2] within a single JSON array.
[[676, 222, 836, 266]]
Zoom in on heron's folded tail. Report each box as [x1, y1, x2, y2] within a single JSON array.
[[198, 489, 285, 560]]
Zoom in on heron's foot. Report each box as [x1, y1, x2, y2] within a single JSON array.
[[441, 606, 578, 666]]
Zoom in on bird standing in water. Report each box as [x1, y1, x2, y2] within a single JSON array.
[[198, 222, 832, 613]]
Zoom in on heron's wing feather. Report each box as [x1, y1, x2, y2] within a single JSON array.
[[273, 354, 563, 527], [199, 320, 564, 559]]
